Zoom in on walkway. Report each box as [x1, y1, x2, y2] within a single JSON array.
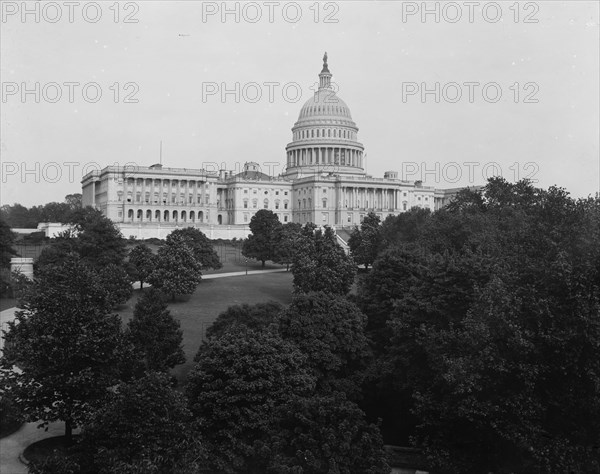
[[0, 422, 71, 474], [0, 267, 289, 472]]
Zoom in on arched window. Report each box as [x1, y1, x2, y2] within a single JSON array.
[[181, 211, 187, 222], [190, 211, 195, 222], [173, 211, 178, 221], [137, 209, 143, 220], [198, 211, 204, 223], [163, 210, 169, 222], [146, 210, 152, 221], [128, 209, 134, 220], [155, 210, 161, 221]]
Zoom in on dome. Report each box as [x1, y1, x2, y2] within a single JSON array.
[[284, 52, 366, 178], [297, 89, 354, 123]]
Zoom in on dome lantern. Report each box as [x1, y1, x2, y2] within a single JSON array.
[[319, 51, 332, 90]]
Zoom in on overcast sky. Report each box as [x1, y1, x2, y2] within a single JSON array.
[[1, 0, 598, 207]]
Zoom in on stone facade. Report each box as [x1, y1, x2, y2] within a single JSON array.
[[81, 53, 465, 232]]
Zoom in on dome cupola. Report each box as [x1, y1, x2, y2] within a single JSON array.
[[285, 53, 365, 178]]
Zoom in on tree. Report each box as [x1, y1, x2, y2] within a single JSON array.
[[278, 292, 370, 398], [167, 228, 222, 270], [292, 224, 356, 295], [0, 203, 39, 228], [79, 372, 195, 474], [362, 178, 600, 472], [268, 393, 389, 474], [97, 263, 133, 308], [128, 243, 155, 290], [242, 210, 282, 268], [64, 193, 82, 211], [273, 222, 302, 271], [1, 257, 130, 443], [127, 288, 185, 372], [186, 327, 315, 472], [348, 212, 382, 269], [66, 207, 128, 267], [148, 234, 202, 301], [36, 207, 127, 271], [379, 207, 431, 250], [0, 217, 17, 268], [205, 301, 283, 342]]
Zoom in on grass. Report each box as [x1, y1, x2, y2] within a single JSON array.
[[117, 271, 294, 383], [22, 435, 77, 464]]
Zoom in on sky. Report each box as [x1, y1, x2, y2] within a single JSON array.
[[1, 0, 599, 207]]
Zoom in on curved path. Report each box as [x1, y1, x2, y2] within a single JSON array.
[[0, 268, 288, 473]]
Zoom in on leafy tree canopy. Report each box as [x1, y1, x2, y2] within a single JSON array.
[[273, 222, 302, 270], [127, 288, 186, 372], [36, 207, 127, 271], [278, 292, 370, 397], [292, 224, 356, 295], [242, 210, 282, 268], [167, 227, 222, 270], [267, 393, 389, 474], [1, 256, 131, 442], [148, 234, 202, 301], [80, 372, 195, 474], [127, 243, 155, 290], [358, 178, 600, 472], [186, 326, 315, 472], [348, 211, 382, 269], [0, 217, 17, 268], [204, 301, 283, 343]]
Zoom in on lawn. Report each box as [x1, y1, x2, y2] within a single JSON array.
[[117, 271, 294, 383]]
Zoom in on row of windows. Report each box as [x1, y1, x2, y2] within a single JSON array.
[[242, 200, 289, 210], [242, 189, 289, 196], [119, 191, 210, 205], [123, 209, 205, 223], [294, 128, 355, 141], [123, 179, 209, 187], [243, 213, 290, 223], [296, 199, 327, 209], [301, 104, 350, 117]]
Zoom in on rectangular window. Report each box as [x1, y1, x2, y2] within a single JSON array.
[[244, 201, 248, 209], [284, 202, 288, 209], [284, 215, 288, 222]]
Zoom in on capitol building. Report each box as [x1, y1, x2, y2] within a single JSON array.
[[81, 54, 461, 240]]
